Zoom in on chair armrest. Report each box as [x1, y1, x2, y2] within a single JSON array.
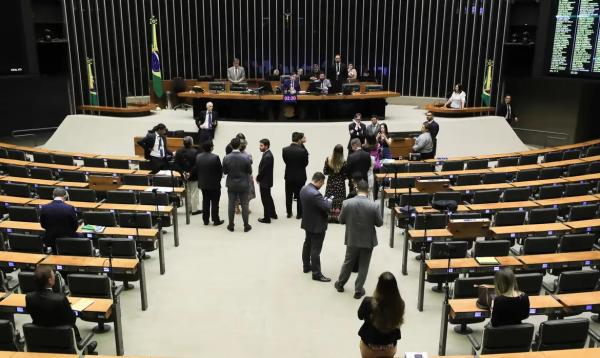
[[113, 285, 124, 297], [593, 243, 600, 251], [6, 280, 19, 292], [76, 330, 95, 351], [509, 247, 520, 256], [467, 333, 481, 354], [589, 327, 600, 348], [542, 281, 555, 294]]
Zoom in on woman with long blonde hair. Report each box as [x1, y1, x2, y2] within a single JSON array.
[[323, 144, 347, 221]]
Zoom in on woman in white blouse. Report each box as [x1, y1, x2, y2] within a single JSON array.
[[444, 83, 466, 109], [347, 64, 358, 82]]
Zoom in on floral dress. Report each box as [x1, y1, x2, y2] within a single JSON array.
[[324, 159, 347, 219]]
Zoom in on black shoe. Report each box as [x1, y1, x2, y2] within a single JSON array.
[[258, 218, 271, 224], [85, 341, 98, 354], [353, 290, 366, 299], [203, 221, 210, 226], [296, 214, 302, 219], [312, 275, 331, 282], [287, 213, 293, 218], [227, 224, 234, 232], [191, 210, 203, 216], [334, 281, 344, 292], [213, 220, 225, 226], [271, 215, 278, 220], [303, 266, 311, 273], [244, 225, 252, 232]]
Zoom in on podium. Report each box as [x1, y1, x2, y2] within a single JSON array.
[[415, 178, 450, 194], [447, 218, 490, 239]]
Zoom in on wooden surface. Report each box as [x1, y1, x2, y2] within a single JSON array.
[[490, 223, 571, 235], [0, 251, 46, 265], [408, 229, 452, 238], [79, 103, 156, 116], [466, 201, 539, 211], [29, 199, 101, 209], [424, 103, 495, 115], [564, 218, 600, 230], [534, 195, 600, 207], [0, 293, 112, 315], [40, 255, 138, 270], [117, 185, 185, 194], [389, 137, 415, 159], [0, 195, 33, 205], [77, 224, 158, 238], [450, 183, 513, 191], [0, 221, 43, 231], [427, 256, 522, 271], [556, 291, 600, 307], [179, 90, 399, 101], [133, 136, 188, 157], [518, 251, 600, 265], [98, 203, 172, 213], [509, 178, 567, 187]]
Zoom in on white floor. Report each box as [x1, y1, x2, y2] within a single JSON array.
[[24, 108, 596, 358]]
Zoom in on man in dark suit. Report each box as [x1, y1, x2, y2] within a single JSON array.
[[327, 54, 348, 93], [257, 138, 277, 224], [39, 188, 78, 252], [195, 101, 218, 144], [425, 111, 440, 157], [347, 113, 367, 150], [282, 132, 309, 219], [222, 137, 253, 232], [498, 94, 518, 125], [196, 140, 224, 226], [225, 133, 245, 155], [136, 123, 172, 174], [299, 172, 332, 282], [175, 136, 201, 215], [346, 138, 371, 190], [26, 265, 97, 353], [334, 180, 383, 299], [282, 73, 301, 94]]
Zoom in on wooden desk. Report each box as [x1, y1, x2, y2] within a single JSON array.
[[450, 183, 513, 191], [0, 195, 33, 205], [0, 158, 78, 171], [424, 103, 495, 116], [80, 103, 156, 116], [117, 184, 189, 226], [436, 169, 492, 176], [517, 251, 600, 270], [425, 156, 476, 163], [375, 171, 438, 180], [490, 223, 571, 237], [448, 295, 562, 320], [564, 218, 600, 232], [414, 205, 471, 214], [534, 195, 600, 208], [580, 155, 600, 163], [77, 166, 136, 175], [28, 199, 101, 209], [466, 201, 539, 213], [489, 164, 542, 173], [53, 181, 90, 188], [541, 348, 600, 358], [555, 291, 600, 312], [509, 178, 567, 188], [539, 158, 585, 168], [474, 152, 521, 160], [564, 173, 600, 182], [0, 176, 58, 186], [0, 251, 46, 270], [0, 221, 44, 232]]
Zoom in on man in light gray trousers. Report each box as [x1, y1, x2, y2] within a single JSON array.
[[334, 180, 383, 299]]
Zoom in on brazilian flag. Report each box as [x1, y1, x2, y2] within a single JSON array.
[[86, 58, 99, 105], [481, 60, 493, 106], [150, 16, 164, 98]]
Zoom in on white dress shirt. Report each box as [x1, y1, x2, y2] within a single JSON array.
[[200, 111, 213, 130], [150, 133, 165, 158], [449, 91, 466, 109]]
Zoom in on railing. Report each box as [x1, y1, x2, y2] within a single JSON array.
[[512, 127, 570, 148], [10, 127, 58, 147]]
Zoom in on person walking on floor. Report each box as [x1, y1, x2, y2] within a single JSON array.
[[195, 140, 224, 226], [222, 137, 253, 232], [299, 172, 333, 282], [257, 138, 277, 223], [335, 180, 383, 299]]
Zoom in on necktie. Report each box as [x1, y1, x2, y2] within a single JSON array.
[[235, 67, 238, 78], [321, 81, 324, 89], [207, 112, 212, 129], [507, 105, 511, 119], [158, 137, 164, 157]]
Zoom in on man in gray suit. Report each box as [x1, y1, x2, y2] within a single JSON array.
[[299, 172, 332, 282], [334, 180, 383, 298], [222, 137, 252, 232], [227, 58, 246, 83], [365, 114, 382, 138]]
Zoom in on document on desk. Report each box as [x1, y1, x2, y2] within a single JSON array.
[[476, 257, 500, 265], [81, 225, 106, 233], [71, 298, 94, 312], [144, 186, 174, 193]]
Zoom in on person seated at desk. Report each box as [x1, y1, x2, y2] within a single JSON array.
[[40, 188, 78, 253], [137, 123, 173, 173], [357, 271, 405, 358], [227, 57, 246, 83], [26, 265, 98, 354], [309, 63, 321, 81], [282, 73, 301, 94], [317, 73, 332, 94], [348, 63, 358, 82], [412, 122, 434, 160], [490, 268, 530, 327], [444, 83, 466, 109], [297, 67, 309, 81]]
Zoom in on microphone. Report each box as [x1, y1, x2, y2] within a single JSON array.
[[152, 188, 158, 194]]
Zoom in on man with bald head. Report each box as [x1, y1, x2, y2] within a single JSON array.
[[195, 101, 218, 144]]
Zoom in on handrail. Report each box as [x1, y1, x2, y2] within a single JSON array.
[[512, 127, 569, 148]]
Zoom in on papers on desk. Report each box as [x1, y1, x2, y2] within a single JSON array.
[[81, 225, 105, 233], [143, 186, 174, 193], [476, 257, 500, 265], [155, 170, 174, 176], [71, 298, 94, 312]]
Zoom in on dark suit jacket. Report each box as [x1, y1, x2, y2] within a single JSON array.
[[195, 110, 219, 130], [222, 151, 252, 192], [299, 183, 332, 234], [428, 119, 440, 139], [346, 149, 371, 181], [256, 150, 274, 189], [26, 289, 77, 329], [282, 143, 308, 184], [282, 78, 301, 93], [175, 147, 199, 181], [328, 62, 348, 82], [196, 152, 222, 190], [348, 122, 367, 147], [136, 131, 172, 160], [40, 200, 78, 249], [497, 103, 516, 123]]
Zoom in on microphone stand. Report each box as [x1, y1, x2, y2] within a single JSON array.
[[153, 188, 166, 275], [107, 241, 125, 355]]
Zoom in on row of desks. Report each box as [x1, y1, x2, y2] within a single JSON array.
[[0, 353, 163, 358], [436, 348, 600, 358], [0, 142, 146, 163], [0, 158, 150, 175]]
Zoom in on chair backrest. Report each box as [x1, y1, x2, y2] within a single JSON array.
[[389, 177, 416, 189], [18, 271, 62, 294], [118, 212, 153, 228], [472, 240, 510, 257], [66, 188, 96, 202], [32, 153, 53, 164], [399, 193, 430, 207], [407, 162, 434, 173], [449, 212, 481, 220], [429, 241, 468, 259], [56, 237, 94, 256], [52, 155, 74, 166], [98, 237, 137, 258], [481, 323, 535, 355], [515, 273, 543, 295], [562, 150, 581, 160], [455, 174, 481, 186], [482, 173, 507, 184], [564, 182, 592, 197], [138, 160, 152, 171], [555, 270, 600, 293], [559, 233, 596, 252], [7, 150, 26, 161], [568, 204, 598, 221], [494, 210, 526, 226], [497, 157, 519, 167], [432, 192, 462, 204], [514, 169, 539, 182], [539, 167, 563, 180], [452, 276, 494, 298], [67, 274, 111, 299], [471, 189, 501, 204], [0, 319, 19, 352], [152, 175, 179, 187], [441, 161, 464, 171], [528, 208, 559, 225], [82, 211, 116, 226], [466, 159, 489, 170], [23, 323, 77, 354], [29, 167, 54, 180], [6, 165, 29, 178], [8, 233, 44, 253], [588, 162, 600, 174], [567, 163, 589, 177], [522, 236, 559, 255], [380, 163, 406, 174], [585, 146, 600, 157], [413, 213, 447, 229], [138, 192, 170, 206], [106, 190, 137, 204], [122, 174, 150, 186], [518, 154, 539, 166], [544, 152, 564, 163], [0, 148, 6, 158], [82, 157, 106, 168], [538, 185, 564, 200], [534, 318, 590, 351], [59, 170, 87, 182], [7, 205, 39, 222], [106, 159, 130, 169], [503, 188, 530, 202], [35, 185, 56, 200], [1, 182, 30, 198]]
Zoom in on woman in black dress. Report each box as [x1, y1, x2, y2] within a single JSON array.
[[324, 144, 347, 221], [490, 268, 530, 327], [357, 271, 405, 358]]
